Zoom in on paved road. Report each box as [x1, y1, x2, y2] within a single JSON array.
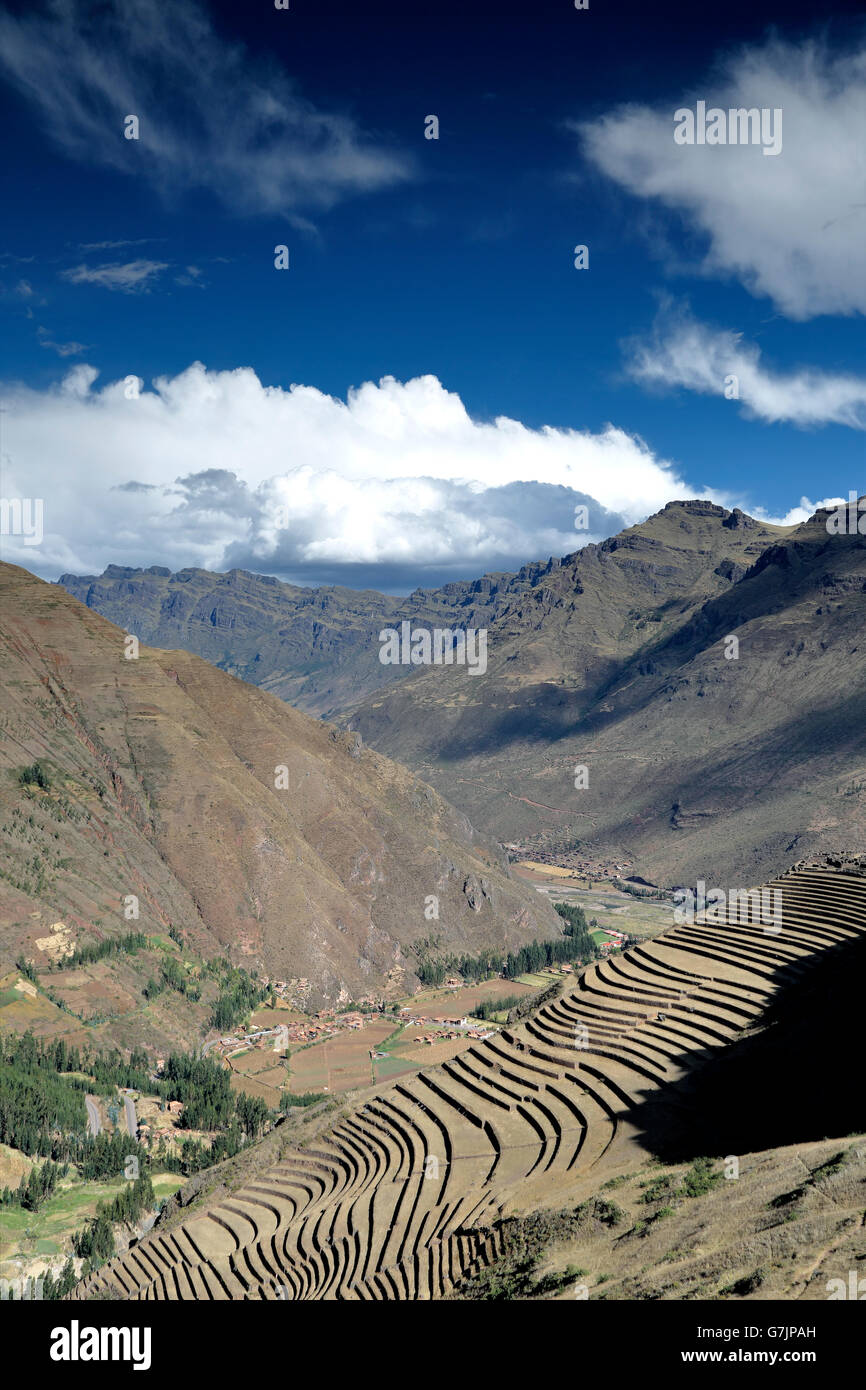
[[123, 1093, 137, 1139], [84, 1095, 101, 1137]]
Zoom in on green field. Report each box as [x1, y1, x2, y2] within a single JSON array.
[[372, 1052, 421, 1080], [537, 882, 673, 938], [0, 1171, 183, 1262]]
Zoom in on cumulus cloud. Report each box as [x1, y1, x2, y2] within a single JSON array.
[[578, 37, 866, 319], [0, 0, 410, 219], [760, 495, 850, 527], [0, 363, 705, 588], [626, 303, 866, 429]]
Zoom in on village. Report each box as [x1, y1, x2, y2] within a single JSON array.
[[203, 944, 630, 1081], [200, 991, 498, 1069], [80, 921, 635, 1159]]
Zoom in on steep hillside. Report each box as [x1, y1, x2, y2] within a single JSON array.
[[449, 1132, 866, 1303], [70, 858, 866, 1301], [0, 562, 559, 1051], [349, 502, 866, 885]]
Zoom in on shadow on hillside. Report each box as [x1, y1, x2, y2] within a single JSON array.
[[431, 528, 866, 765], [625, 932, 866, 1162]]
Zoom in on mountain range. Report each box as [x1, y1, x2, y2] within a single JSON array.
[[60, 498, 866, 888]]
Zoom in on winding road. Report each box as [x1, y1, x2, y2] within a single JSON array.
[[84, 1095, 101, 1137], [123, 1092, 137, 1139]]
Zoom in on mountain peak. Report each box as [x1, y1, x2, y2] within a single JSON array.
[[661, 498, 730, 516]]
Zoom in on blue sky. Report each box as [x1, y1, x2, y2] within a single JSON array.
[[0, 0, 864, 590]]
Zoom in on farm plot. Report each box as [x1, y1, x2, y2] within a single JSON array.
[[410, 979, 537, 1019], [286, 1019, 397, 1095], [371, 1050, 422, 1081], [555, 888, 671, 938], [46, 966, 138, 1022], [0, 969, 71, 1037], [391, 1035, 474, 1067], [227, 1047, 288, 1104], [371, 1015, 497, 1074], [514, 971, 555, 988]]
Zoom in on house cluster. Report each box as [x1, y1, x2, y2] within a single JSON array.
[[279, 1008, 368, 1041], [131, 1098, 185, 1150], [412, 1026, 491, 1044], [513, 850, 631, 881], [208, 1007, 391, 1061], [329, 1010, 367, 1030], [261, 976, 317, 1009], [406, 1014, 492, 1041], [261, 977, 298, 999], [271, 1018, 340, 1047]]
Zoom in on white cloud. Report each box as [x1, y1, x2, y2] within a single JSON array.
[[36, 326, 88, 357], [0, 0, 410, 220], [579, 37, 866, 319], [760, 495, 848, 527], [626, 303, 866, 429], [0, 363, 705, 587], [61, 260, 169, 294], [78, 239, 161, 251]]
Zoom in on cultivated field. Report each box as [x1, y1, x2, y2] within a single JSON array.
[[513, 866, 674, 939], [0, 968, 78, 1039], [285, 1019, 397, 1095], [227, 1048, 290, 1105], [73, 861, 866, 1302], [405, 979, 537, 1019]]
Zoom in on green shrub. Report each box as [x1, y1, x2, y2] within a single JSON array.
[[640, 1173, 678, 1204], [681, 1157, 723, 1198], [18, 760, 51, 791]]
